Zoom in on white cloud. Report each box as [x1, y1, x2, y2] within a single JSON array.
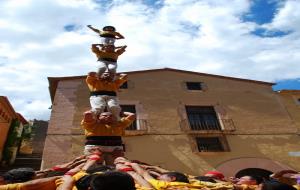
[[264, 0, 300, 31], [0, 0, 299, 120]]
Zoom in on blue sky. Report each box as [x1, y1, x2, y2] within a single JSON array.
[[0, 0, 299, 119], [243, 0, 280, 24], [273, 79, 300, 90]]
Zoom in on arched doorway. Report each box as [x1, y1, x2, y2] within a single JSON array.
[[235, 168, 273, 179]]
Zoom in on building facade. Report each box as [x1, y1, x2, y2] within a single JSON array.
[[278, 90, 300, 131], [0, 96, 17, 162], [43, 68, 300, 176], [0, 96, 27, 165]]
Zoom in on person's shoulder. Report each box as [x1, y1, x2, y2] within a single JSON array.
[[148, 179, 168, 189], [135, 183, 154, 190], [72, 171, 88, 181]]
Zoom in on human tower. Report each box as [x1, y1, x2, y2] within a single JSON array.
[[81, 25, 134, 165]]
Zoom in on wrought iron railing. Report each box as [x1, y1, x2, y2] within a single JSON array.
[[180, 118, 235, 132], [126, 119, 148, 131]]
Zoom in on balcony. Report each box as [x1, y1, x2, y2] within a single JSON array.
[[125, 119, 149, 136], [180, 118, 235, 134]]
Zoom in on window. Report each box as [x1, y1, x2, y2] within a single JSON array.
[[186, 82, 203, 90], [120, 105, 137, 130], [196, 137, 224, 152], [185, 106, 221, 130], [120, 81, 128, 89]]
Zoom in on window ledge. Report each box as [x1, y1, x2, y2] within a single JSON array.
[[193, 151, 230, 155], [125, 130, 148, 136], [185, 90, 205, 92], [184, 130, 235, 134]]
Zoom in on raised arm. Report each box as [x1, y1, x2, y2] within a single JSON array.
[[143, 165, 170, 174], [115, 73, 128, 88], [44, 155, 86, 173], [115, 45, 127, 55], [130, 162, 154, 182], [122, 112, 136, 121], [56, 162, 86, 190], [22, 176, 60, 190], [81, 111, 97, 131], [87, 25, 101, 33], [114, 32, 124, 39], [86, 72, 98, 86], [119, 73, 128, 80]]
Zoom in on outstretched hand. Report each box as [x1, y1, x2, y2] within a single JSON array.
[[53, 155, 87, 172]]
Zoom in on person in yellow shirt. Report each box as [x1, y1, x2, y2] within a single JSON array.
[[127, 161, 236, 190], [128, 162, 200, 190], [114, 157, 153, 189], [82, 110, 135, 165], [0, 176, 59, 190], [86, 71, 127, 121], [231, 175, 261, 190], [91, 44, 127, 77], [56, 154, 100, 190], [57, 155, 136, 190]]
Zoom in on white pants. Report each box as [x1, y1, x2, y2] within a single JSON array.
[[84, 144, 124, 166], [98, 60, 117, 76], [101, 37, 115, 45], [84, 145, 123, 155], [89, 95, 121, 121]]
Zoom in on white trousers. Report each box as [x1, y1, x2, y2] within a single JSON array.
[[98, 60, 117, 76], [101, 37, 115, 45], [89, 95, 121, 120]]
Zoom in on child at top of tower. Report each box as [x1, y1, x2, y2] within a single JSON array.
[[87, 25, 124, 45], [86, 71, 127, 122]]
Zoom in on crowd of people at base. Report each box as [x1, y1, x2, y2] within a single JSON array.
[[0, 154, 299, 190], [1, 25, 299, 190]]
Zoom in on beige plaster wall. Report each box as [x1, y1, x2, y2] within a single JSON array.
[[278, 92, 300, 130], [42, 70, 299, 173], [123, 134, 300, 175]]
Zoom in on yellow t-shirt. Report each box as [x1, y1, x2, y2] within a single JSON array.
[[191, 181, 234, 190], [99, 31, 120, 38], [148, 179, 204, 190], [148, 179, 235, 190], [82, 116, 133, 137], [135, 184, 154, 190], [91, 46, 125, 61], [55, 171, 88, 190], [0, 177, 58, 190], [0, 184, 22, 190], [86, 75, 127, 92]]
